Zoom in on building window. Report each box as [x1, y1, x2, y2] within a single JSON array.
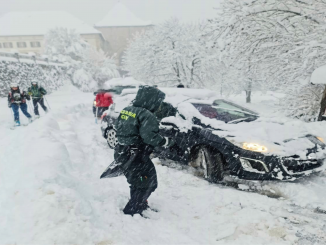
[[17, 42, 27, 48], [3, 42, 13, 48], [30, 41, 41, 48]]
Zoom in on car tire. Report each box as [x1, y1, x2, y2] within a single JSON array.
[[189, 146, 224, 182], [106, 128, 118, 149]]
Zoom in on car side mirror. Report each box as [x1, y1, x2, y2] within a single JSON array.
[[192, 117, 201, 125]]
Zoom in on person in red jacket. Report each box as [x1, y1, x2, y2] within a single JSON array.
[[95, 91, 113, 118]]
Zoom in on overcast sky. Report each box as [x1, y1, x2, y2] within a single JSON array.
[[0, 0, 222, 25]]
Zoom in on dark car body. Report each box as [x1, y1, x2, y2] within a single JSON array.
[[101, 98, 326, 182]]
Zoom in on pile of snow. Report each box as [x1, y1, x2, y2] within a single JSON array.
[[311, 65, 326, 85]]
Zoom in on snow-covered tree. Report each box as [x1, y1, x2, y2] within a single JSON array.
[[84, 47, 120, 88], [123, 18, 221, 88], [45, 28, 119, 91], [207, 0, 326, 117], [44, 28, 88, 63]]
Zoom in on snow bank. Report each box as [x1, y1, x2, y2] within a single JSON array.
[[311, 65, 326, 85]]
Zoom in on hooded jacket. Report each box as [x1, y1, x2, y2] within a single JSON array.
[[115, 86, 166, 147], [95, 92, 113, 107], [28, 83, 47, 98], [8, 88, 30, 104]]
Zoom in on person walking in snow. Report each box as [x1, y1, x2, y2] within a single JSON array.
[[114, 85, 175, 216], [95, 91, 113, 118], [28, 81, 48, 118], [8, 83, 32, 126]]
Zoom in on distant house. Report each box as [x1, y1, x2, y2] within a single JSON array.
[[95, 2, 153, 65], [0, 11, 108, 55]]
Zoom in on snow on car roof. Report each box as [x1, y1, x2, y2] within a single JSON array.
[[0, 11, 100, 36], [103, 77, 146, 89], [109, 86, 218, 104]]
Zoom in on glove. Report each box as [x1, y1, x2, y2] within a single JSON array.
[[40, 88, 47, 95], [163, 137, 176, 148], [8, 102, 12, 108]]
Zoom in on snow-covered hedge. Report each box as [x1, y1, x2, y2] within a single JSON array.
[[0, 60, 69, 97]]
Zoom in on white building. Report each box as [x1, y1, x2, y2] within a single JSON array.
[[95, 3, 153, 64], [0, 11, 108, 55]]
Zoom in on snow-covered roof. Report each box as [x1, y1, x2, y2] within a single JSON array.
[[0, 11, 101, 36], [95, 2, 152, 27], [311, 65, 326, 85]]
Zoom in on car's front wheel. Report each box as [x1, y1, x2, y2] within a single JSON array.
[[106, 128, 118, 149], [189, 146, 224, 182]]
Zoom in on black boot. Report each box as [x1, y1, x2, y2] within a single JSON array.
[[123, 189, 151, 216]]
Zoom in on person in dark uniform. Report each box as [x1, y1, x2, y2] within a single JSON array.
[[114, 86, 175, 216]]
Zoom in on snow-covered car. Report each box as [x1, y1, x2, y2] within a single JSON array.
[[101, 90, 326, 182]]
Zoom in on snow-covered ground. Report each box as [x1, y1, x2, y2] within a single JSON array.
[[0, 85, 326, 244]]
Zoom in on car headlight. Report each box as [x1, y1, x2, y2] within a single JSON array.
[[243, 143, 268, 152], [225, 137, 268, 152]]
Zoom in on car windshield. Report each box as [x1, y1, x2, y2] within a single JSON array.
[[213, 100, 258, 115], [192, 102, 258, 123]]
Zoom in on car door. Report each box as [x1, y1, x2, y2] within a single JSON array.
[[156, 121, 186, 162]]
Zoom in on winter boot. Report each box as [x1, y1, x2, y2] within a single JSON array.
[[143, 200, 158, 212], [28, 117, 33, 123], [35, 115, 40, 119], [15, 120, 20, 126]]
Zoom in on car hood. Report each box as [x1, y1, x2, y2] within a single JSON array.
[[211, 118, 326, 158], [173, 102, 326, 158]]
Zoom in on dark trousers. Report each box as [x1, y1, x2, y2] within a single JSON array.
[[33, 98, 47, 115], [11, 103, 31, 121], [114, 144, 157, 215]]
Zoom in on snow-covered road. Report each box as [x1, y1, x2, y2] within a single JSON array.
[[0, 85, 326, 244]]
